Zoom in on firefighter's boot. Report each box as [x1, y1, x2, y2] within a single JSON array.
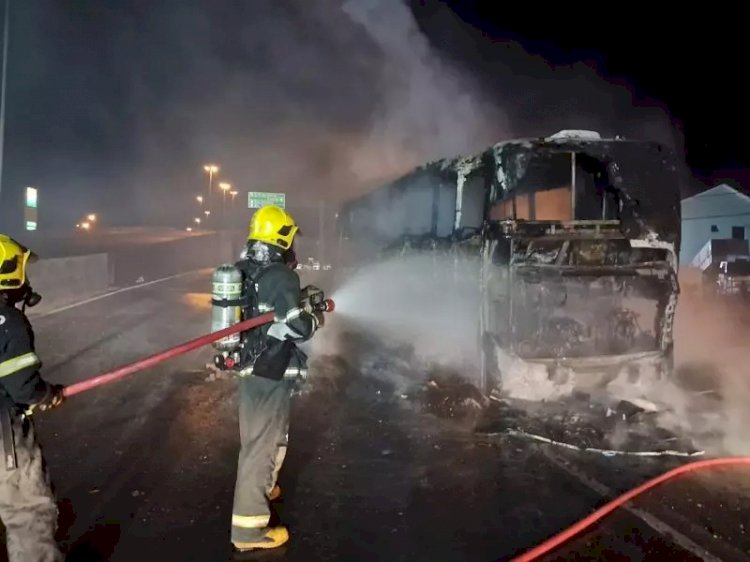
[[233, 527, 289, 551]]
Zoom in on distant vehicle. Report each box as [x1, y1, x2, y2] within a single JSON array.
[[323, 264, 332, 271], [717, 258, 750, 296]]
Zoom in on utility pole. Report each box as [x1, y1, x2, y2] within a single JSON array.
[[0, 0, 10, 212]]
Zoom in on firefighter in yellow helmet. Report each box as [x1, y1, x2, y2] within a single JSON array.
[[0, 235, 65, 561], [230, 206, 322, 552]]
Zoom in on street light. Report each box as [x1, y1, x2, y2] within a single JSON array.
[[219, 182, 231, 221], [87, 213, 97, 222], [194, 217, 201, 224], [203, 164, 219, 198], [204, 210, 210, 217], [196, 195, 203, 204], [230, 191, 239, 221]]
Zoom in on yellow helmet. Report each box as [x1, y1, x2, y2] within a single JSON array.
[[248, 205, 299, 249], [0, 235, 32, 289]]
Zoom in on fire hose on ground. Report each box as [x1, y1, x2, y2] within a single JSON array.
[[512, 456, 750, 561]]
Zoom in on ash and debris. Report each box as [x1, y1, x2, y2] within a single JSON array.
[[313, 327, 702, 456], [383, 365, 750, 556], [411, 371, 700, 455]]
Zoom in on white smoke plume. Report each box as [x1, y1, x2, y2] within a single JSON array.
[[10, 0, 684, 230], [340, 0, 508, 180], [310, 254, 482, 384], [121, 0, 509, 224]]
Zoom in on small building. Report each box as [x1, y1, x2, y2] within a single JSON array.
[[680, 184, 750, 265]]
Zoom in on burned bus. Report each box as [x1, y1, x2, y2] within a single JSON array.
[[338, 130, 687, 396]]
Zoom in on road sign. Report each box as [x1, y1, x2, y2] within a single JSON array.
[[25, 187, 38, 230], [25, 187, 37, 208], [248, 191, 285, 209]]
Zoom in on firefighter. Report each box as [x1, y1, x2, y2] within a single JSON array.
[[230, 205, 322, 552], [0, 234, 65, 562]]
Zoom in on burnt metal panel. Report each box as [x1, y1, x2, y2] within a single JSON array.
[[340, 137, 687, 258], [340, 162, 457, 245]]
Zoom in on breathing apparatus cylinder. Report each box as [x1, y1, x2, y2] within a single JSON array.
[[211, 264, 244, 352]]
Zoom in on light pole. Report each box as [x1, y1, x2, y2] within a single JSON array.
[[219, 182, 231, 224], [202, 164, 218, 228], [230, 190, 239, 226], [0, 0, 10, 210], [203, 164, 219, 222], [203, 164, 219, 196]]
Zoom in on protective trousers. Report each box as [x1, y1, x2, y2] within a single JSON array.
[[231, 375, 291, 544], [0, 412, 63, 562]]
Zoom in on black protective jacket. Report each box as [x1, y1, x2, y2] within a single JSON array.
[[235, 250, 318, 378], [0, 303, 52, 412]]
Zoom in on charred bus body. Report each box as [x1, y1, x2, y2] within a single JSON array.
[[339, 131, 687, 397]]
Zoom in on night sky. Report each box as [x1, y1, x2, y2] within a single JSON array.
[[431, 2, 746, 185], [0, 1, 745, 233]]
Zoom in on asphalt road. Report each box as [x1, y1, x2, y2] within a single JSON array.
[[1, 270, 748, 561]]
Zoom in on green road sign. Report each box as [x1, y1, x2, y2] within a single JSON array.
[[24, 189, 38, 230], [248, 191, 285, 209], [25, 187, 38, 209]]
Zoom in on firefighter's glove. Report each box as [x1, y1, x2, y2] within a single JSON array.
[[26, 384, 65, 415], [300, 285, 324, 315], [313, 311, 325, 329]]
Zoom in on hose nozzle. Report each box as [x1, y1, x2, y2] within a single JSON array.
[[312, 298, 335, 313]]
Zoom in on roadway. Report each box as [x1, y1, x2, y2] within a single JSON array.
[[1, 270, 748, 561]]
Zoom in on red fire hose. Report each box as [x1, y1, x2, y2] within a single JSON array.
[[62, 312, 276, 397], [512, 456, 750, 561]]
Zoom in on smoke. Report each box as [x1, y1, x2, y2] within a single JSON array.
[[5, 0, 684, 233], [489, 275, 750, 456], [118, 0, 507, 227], [340, 0, 507, 179], [314, 254, 750, 456], [310, 255, 482, 387], [507, 283, 750, 456], [659, 289, 750, 455]]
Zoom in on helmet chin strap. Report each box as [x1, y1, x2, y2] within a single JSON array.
[[1, 284, 42, 311]]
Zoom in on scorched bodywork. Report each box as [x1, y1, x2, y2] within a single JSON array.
[[338, 130, 688, 396]]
